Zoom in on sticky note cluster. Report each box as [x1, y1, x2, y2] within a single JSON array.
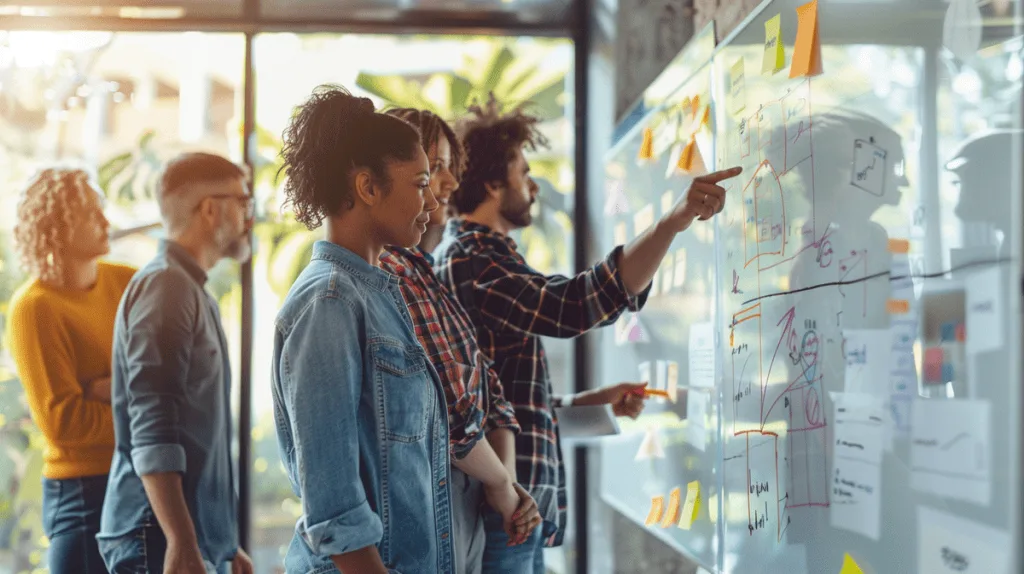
[[762, 0, 822, 78], [643, 482, 702, 530]]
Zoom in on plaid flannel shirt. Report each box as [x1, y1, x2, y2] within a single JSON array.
[[380, 246, 520, 460], [433, 220, 649, 546]]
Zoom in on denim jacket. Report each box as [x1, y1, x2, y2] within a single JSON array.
[[271, 241, 454, 574]]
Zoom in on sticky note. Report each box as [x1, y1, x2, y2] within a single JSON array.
[[635, 426, 666, 460], [673, 248, 687, 287], [690, 94, 701, 120], [638, 127, 655, 161], [762, 14, 785, 74], [886, 299, 910, 314], [790, 0, 822, 77], [645, 495, 665, 526], [839, 553, 865, 574], [730, 58, 746, 114], [923, 347, 944, 383], [661, 190, 674, 216], [660, 256, 674, 293], [638, 361, 652, 385], [666, 361, 679, 402], [677, 137, 696, 172], [678, 481, 701, 530], [660, 488, 682, 527], [887, 238, 910, 254], [613, 222, 628, 246], [633, 204, 655, 237]]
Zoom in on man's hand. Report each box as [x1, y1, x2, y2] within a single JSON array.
[[510, 483, 541, 544], [483, 479, 529, 546], [232, 548, 254, 574], [575, 382, 648, 419], [164, 539, 207, 574], [83, 376, 112, 403], [661, 166, 743, 233]]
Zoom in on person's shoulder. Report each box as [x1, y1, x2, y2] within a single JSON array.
[[98, 261, 139, 289], [7, 279, 48, 321], [278, 259, 363, 326]]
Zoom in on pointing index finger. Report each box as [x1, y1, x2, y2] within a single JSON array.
[[696, 166, 743, 184]]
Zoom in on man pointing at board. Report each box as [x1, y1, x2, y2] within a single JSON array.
[[433, 95, 743, 572]]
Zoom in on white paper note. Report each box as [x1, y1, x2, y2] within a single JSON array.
[[635, 426, 666, 460], [686, 391, 709, 451], [655, 360, 668, 392], [889, 317, 919, 398], [633, 204, 656, 238], [911, 399, 991, 505], [918, 505, 1010, 574], [843, 329, 891, 395], [829, 393, 884, 540], [966, 267, 1003, 354], [689, 322, 716, 388]]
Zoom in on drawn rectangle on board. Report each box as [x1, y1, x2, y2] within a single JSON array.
[[783, 80, 812, 172], [729, 305, 761, 432], [911, 399, 991, 505], [851, 139, 887, 196]]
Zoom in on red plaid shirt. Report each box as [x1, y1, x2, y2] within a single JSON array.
[[380, 246, 520, 460], [433, 219, 648, 546]]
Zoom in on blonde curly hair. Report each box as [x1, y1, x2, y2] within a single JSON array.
[[13, 168, 96, 286]]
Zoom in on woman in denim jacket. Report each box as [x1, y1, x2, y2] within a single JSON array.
[[271, 85, 454, 574]]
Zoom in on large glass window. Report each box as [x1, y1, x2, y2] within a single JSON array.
[[248, 32, 575, 573], [0, 31, 245, 574]]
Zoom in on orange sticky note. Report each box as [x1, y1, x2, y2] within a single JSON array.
[[645, 495, 665, 526], [690, 95, 702, 120], [677, 137, 696, 171], [638, 127, 655, 161], [887, 238, 910, 254], [762, 14, 785, 74], [660, 487, 682, 527], [790, 0, 823, 77], [886, 299, 910, 314], [839, 553, 865, 574]]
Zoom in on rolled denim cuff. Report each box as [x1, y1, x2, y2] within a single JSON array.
[[131, 443, 186, 476], [299, 501, 383, 558]]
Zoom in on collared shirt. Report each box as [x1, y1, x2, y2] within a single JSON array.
[[272, 241, 453, 573], [433, 219, 649, 546], [99, 240, 238, 566], [380, 246, 520, 460]]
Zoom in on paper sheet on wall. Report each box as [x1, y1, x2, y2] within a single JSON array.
[[911, 399, 991, 505], [966, 267, 1003, 354], [686, 391, 709, 451], [918, 505, 1010, 574], [688, 322, 716, 388], [829, 393, 884, 540], [842, 329, 891, 396]]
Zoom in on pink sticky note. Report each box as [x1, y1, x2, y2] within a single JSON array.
[[923, 347, 944, 383]]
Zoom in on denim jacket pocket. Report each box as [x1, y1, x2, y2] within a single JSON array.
[[372, 338, 432, 443]]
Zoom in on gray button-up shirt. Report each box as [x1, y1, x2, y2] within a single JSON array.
[[99, 239, 238, 567]]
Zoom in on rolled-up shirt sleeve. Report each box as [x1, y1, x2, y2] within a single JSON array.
[[282, 295, 382, 557], [123, 269, 197, 476]]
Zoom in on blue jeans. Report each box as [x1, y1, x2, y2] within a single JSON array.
[[481, 507, 545, 574], [42, 475, 109, 574]]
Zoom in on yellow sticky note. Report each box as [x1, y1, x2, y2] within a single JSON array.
[[690, 94, 702, 120], [660, 488, 682, 527], [613, 222, 628, 246], [839, 553, 865, 574], [790, 0, 823, 78], [730, 58, 746, 114], [666, 361, 679, 403], [678, 481, 701, 530], [677, 137, 696, 172], [638, 127, 655, 161], [762, 14, 785, 74], [645, 495, 665, 526]]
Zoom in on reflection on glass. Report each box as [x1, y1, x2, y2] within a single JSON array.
[[0, 31, 244, 574]]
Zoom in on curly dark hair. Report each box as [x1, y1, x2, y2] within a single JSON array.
[[385, 108, 465, 181], [452, 94, 549, 215], [278, 85, 422, 230]]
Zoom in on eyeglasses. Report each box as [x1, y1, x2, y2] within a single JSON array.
[[208, 194, 255, 219]]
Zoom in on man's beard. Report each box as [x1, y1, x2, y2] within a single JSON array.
[[500, 191, 533, 229]]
